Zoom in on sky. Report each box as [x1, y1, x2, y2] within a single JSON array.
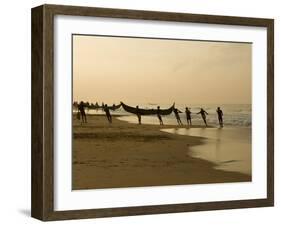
[[73, 35, 252, 105]]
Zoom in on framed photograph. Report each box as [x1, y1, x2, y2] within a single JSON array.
[[31, 4, 274, 221]]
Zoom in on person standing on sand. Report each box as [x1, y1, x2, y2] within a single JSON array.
[[136, 105, 141, 125], [185, 107, 192, 126], [173, 108, 183, 125], [157, 106, 164, 125], [197, 108, 208, 126], [104, 104, 112, 123], [217, 107, 224, 127], [78, 101, 87, 123]]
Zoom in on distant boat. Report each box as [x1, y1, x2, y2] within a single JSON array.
[[88, 103, 100, 110], [107, 104, 121, 111], [87, 103, 121, 111], [120, 102, 175, 115]]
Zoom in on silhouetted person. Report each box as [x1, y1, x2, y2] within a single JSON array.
[[73, 101, 78, 109], [104, 104, 112, 123], [78, 101, 87, 123], [217, 107, 223, 127], [185, 107, 192, 126], [197, 108, 208, 126], [136, 105, 141, 125], [157, 106, 164, 125], [94, 102, 99, 111], [73, 101, 79, 118], [173, 108, 183, 125]]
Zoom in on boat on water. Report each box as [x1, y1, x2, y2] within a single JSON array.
[[120, 102, 175, 115]]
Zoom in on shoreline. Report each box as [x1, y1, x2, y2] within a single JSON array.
[[78, 113, 216, 128], [72, 114, 251, 190]]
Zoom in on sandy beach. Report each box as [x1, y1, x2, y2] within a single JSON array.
[[72, 114, 251, 190]]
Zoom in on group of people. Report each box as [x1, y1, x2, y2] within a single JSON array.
[[134, 106, 224, 127], [170, 107, 223, 127], [76, 101, 112, 124], [76, 101, 224, 127]]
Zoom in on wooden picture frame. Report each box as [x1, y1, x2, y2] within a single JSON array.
[[31, 4, 274, 221]]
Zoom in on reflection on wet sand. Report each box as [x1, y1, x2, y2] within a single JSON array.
[[161, 127, 251, 175]]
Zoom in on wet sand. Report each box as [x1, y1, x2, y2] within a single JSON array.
[[72, 115, 251, 190], [161, 127, 252, 175]]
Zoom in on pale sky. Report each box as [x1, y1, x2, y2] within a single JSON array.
[[73, 35, 251, 105]]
